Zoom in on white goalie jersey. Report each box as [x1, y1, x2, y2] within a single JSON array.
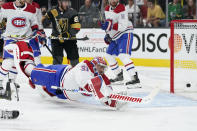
[[0, 2, 39, 39]]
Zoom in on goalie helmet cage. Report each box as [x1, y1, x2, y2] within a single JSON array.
[[170, 20, 197, 93]]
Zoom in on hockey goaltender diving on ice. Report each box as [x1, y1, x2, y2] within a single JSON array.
[[0, 0, 161, 120]]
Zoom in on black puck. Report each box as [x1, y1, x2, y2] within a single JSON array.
[[186, 83, 191, 88]]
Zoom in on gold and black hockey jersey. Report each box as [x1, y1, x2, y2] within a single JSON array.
[[45, 6, 81, 39]]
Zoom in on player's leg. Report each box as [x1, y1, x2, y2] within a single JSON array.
[[117, 33, 140, 86], [105, 41, 123, 82], [64, 40, 79, 67], [29, 38, 41, 65], [0, 40, 16, 85], [1, 39, 17, 74], [0, 59, 14, 100], [51, 39, 64, 65], [31, 64, 71, 99], [0, 77, 12, 100], [8, 66, 17, 82]]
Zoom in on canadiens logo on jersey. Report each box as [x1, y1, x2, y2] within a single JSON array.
[[11, 17, 26, 28]]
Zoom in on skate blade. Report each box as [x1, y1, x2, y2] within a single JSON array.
[[110, 81, 125, 85], [126, 83, 142, 89]]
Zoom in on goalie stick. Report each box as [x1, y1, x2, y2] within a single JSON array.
[[63, 86, 160, 104]]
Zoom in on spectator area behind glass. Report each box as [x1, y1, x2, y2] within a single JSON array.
[[39, 0, 197, 28]]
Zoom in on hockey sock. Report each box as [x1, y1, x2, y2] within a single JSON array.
[[105, 54, 121, 75], [118, 54, 136, 78]]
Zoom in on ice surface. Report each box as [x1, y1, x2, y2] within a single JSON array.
[[1, 67, 197, 131]]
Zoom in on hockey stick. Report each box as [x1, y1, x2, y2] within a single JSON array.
[[48, 35, 89, 41], [13, 83, 20, 101], [43, 43, 61, 64], [62, 86, 160, 104]]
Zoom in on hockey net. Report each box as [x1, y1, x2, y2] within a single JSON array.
[[170, 20, 197, 95]]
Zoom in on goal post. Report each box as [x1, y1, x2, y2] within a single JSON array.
[[170, 20, 197, 94]]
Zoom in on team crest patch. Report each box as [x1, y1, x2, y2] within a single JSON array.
[[12, 17, 26, 28]]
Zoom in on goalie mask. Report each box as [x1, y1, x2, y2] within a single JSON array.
[[91, 57, 107, 75]]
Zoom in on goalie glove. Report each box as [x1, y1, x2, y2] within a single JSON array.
[[88, 75, 118, 108]]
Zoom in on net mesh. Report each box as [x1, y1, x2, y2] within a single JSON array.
[[172, 22, 197, 93]]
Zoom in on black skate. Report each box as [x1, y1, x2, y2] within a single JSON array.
[[110, 70, 124, 84], [0, 110, 19, 119], [0, 81, 12, 100], [126, 72, 141, 89]]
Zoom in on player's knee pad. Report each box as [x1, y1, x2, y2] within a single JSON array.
[[118, 54, 132, 65], [105, 54, 116, 65]]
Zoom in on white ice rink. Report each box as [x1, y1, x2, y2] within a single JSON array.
[[1, 66, 197, 131]]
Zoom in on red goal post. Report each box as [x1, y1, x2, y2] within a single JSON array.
[[170, 20, 197, 93]]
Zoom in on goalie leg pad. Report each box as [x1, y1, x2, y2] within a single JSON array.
[[16, 41, 34, 61]]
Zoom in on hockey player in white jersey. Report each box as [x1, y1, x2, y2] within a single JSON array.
[[100, 0, 140, 87], [25, 0, 45, 65], [29, 57, 119, 108], [4, 38, 125, 109], [0, 0, 46, 97]]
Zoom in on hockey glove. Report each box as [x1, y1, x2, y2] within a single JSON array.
[[101, 19, 112, 32], [34, 30, 47, 45], [104, 34, 112, 45], [88, 76, 118, 108]]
